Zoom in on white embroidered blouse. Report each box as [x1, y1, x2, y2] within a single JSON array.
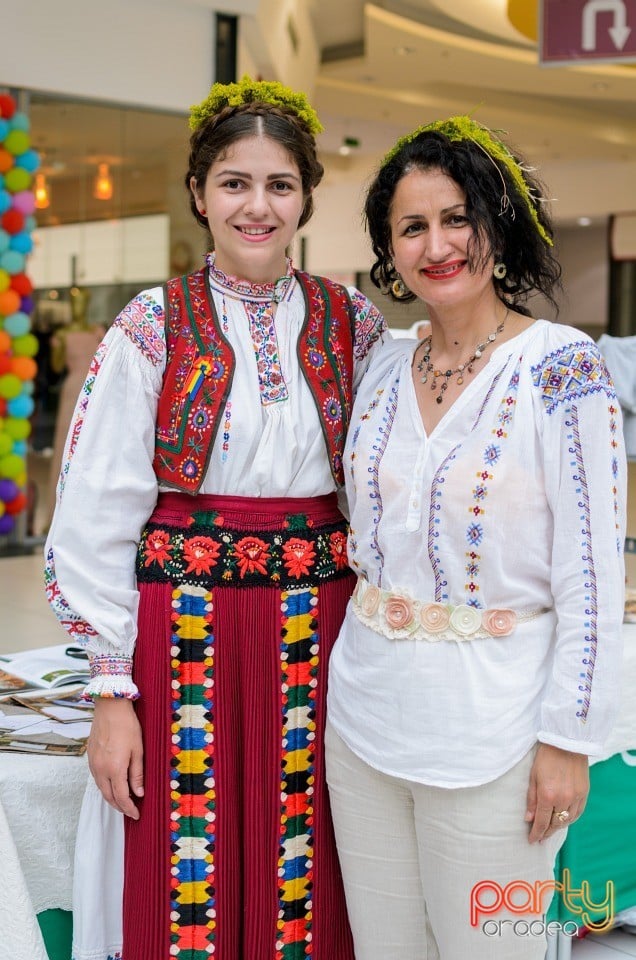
[[44, 260, 387, 699], [327, 320, 627, 787]]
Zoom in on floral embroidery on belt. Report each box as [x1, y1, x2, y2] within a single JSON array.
[[137, 520, 350, 588]]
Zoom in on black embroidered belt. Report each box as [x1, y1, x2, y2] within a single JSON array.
[[136, 514, 352, 589]]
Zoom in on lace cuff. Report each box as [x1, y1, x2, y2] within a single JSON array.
[[82, 654, 140, 700]]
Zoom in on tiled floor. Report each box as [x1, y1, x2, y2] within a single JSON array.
[[1, 551, 636, 958]]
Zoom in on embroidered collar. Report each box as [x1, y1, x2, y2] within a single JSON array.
[[205, 252, 295, 303]]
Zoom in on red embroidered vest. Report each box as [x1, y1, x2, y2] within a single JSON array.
[[153, 268, 355, 493]]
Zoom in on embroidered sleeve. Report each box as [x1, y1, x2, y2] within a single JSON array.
[[112, 288, 166, 366], [44, 299, 166, 699], [532, 337, 626, 754], [348, 288, 389, 389]]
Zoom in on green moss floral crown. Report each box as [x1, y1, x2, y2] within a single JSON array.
[[189, 75, 323, 136], [382, 115, 552, 247]]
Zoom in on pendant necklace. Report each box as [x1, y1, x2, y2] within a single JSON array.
[[416, 309, 509, 404]]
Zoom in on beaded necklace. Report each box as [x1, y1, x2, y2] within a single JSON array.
[[416, 310, 508, 404]]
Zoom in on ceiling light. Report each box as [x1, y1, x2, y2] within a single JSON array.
[[93, 162, 113, 201], [34, 172, 51, 209], [577, 217, 592, 227]]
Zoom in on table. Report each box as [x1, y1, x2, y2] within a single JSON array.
[[0, 753, 88, 960]]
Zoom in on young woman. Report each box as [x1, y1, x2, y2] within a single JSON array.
[[325, 116, 626, 960], [45, 76, 386, 960]]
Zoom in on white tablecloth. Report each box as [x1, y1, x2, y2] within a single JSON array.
[[0, 753, 88, 960]]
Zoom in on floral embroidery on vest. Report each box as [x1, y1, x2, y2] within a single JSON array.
[[154, 270, 234, 492], [154, 268, 355, 492]]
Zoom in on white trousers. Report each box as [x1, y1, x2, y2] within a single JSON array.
[[325, 722, 565, 960]]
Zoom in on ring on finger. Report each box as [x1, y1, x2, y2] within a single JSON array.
[[553, 809, 570, 824]]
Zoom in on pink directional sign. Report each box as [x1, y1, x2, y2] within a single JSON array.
[[540, 0, 636, 64]]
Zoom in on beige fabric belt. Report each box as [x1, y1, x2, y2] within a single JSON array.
[[351, 576, 546, 642]]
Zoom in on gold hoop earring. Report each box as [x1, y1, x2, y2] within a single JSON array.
[[493, 262, 507, 280], [392, 277, 408, 298]]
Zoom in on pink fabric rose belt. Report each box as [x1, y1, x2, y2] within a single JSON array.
[[352, 577, 545, 642]]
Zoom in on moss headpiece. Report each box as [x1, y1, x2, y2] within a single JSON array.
[[189, 75, 323, 136], [382, 115, 552, 247]]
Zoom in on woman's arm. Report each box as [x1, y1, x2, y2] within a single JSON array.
[[526, 334, 627, 840]]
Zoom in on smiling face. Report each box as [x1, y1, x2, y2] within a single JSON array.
[[191, 134, 306, 283], [389, 166, 496, 311]]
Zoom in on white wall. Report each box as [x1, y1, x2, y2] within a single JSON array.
[[301, 166, 374, 275], [0, 0, 216, 111], [555, 225, 609, 335]]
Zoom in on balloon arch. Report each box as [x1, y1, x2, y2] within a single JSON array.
[[0, 92, 38, 536]]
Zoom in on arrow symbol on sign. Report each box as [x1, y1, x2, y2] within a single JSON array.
[[582, 0, 632, 50]]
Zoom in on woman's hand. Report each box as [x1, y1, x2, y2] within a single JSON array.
[[88, 698, 144, 820], [525, 743, 589, 844]]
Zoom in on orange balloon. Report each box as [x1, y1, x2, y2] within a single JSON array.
[[0, 331, 10, 352], [11, 356, 37, 380], [0, 148, 14, 173], [0, 289, 21, 316]]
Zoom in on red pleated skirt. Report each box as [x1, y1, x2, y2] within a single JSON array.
[[123, 492, 356, 960]]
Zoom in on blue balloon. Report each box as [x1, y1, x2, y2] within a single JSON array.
[[8, 396, 34, 419], [20, 381, 34, 396], [24, 215, 36, 232], [12, 440, 28, 456], [9, 232, 33, 255], [0, 229, 9, 254], [9, 113, 30, 133], [0, 119, 8, 140], [17, 149, 40, 174], [4, 312, 30, 337], [0, 190, 11, 215], [0, 250, 25, 274]]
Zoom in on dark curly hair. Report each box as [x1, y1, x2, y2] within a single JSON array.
[[365, 129, 561, 314], [186, 102, 324, 234]]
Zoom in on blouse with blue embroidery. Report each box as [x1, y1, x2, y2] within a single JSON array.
[[327, 319, 627, 787]]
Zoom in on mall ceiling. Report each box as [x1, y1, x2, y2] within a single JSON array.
[[29, 0, 636, 229], [309, 0, 636, 224]]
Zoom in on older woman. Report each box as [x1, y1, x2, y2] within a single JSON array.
[[325, 116, 626, 960]]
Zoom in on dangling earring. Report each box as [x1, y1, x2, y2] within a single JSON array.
[[392, 277, 408, 298], [493, 261, 507, 280]]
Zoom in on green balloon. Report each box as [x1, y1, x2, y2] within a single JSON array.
[[0, 433, 12, 457], [4, 167, 32, 193], [4, 417, 30, 441], [10, 334, 38, 357], [4, 130, 31, 156], [0, 374, 22, 399], [0, 452, 25, 479]]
